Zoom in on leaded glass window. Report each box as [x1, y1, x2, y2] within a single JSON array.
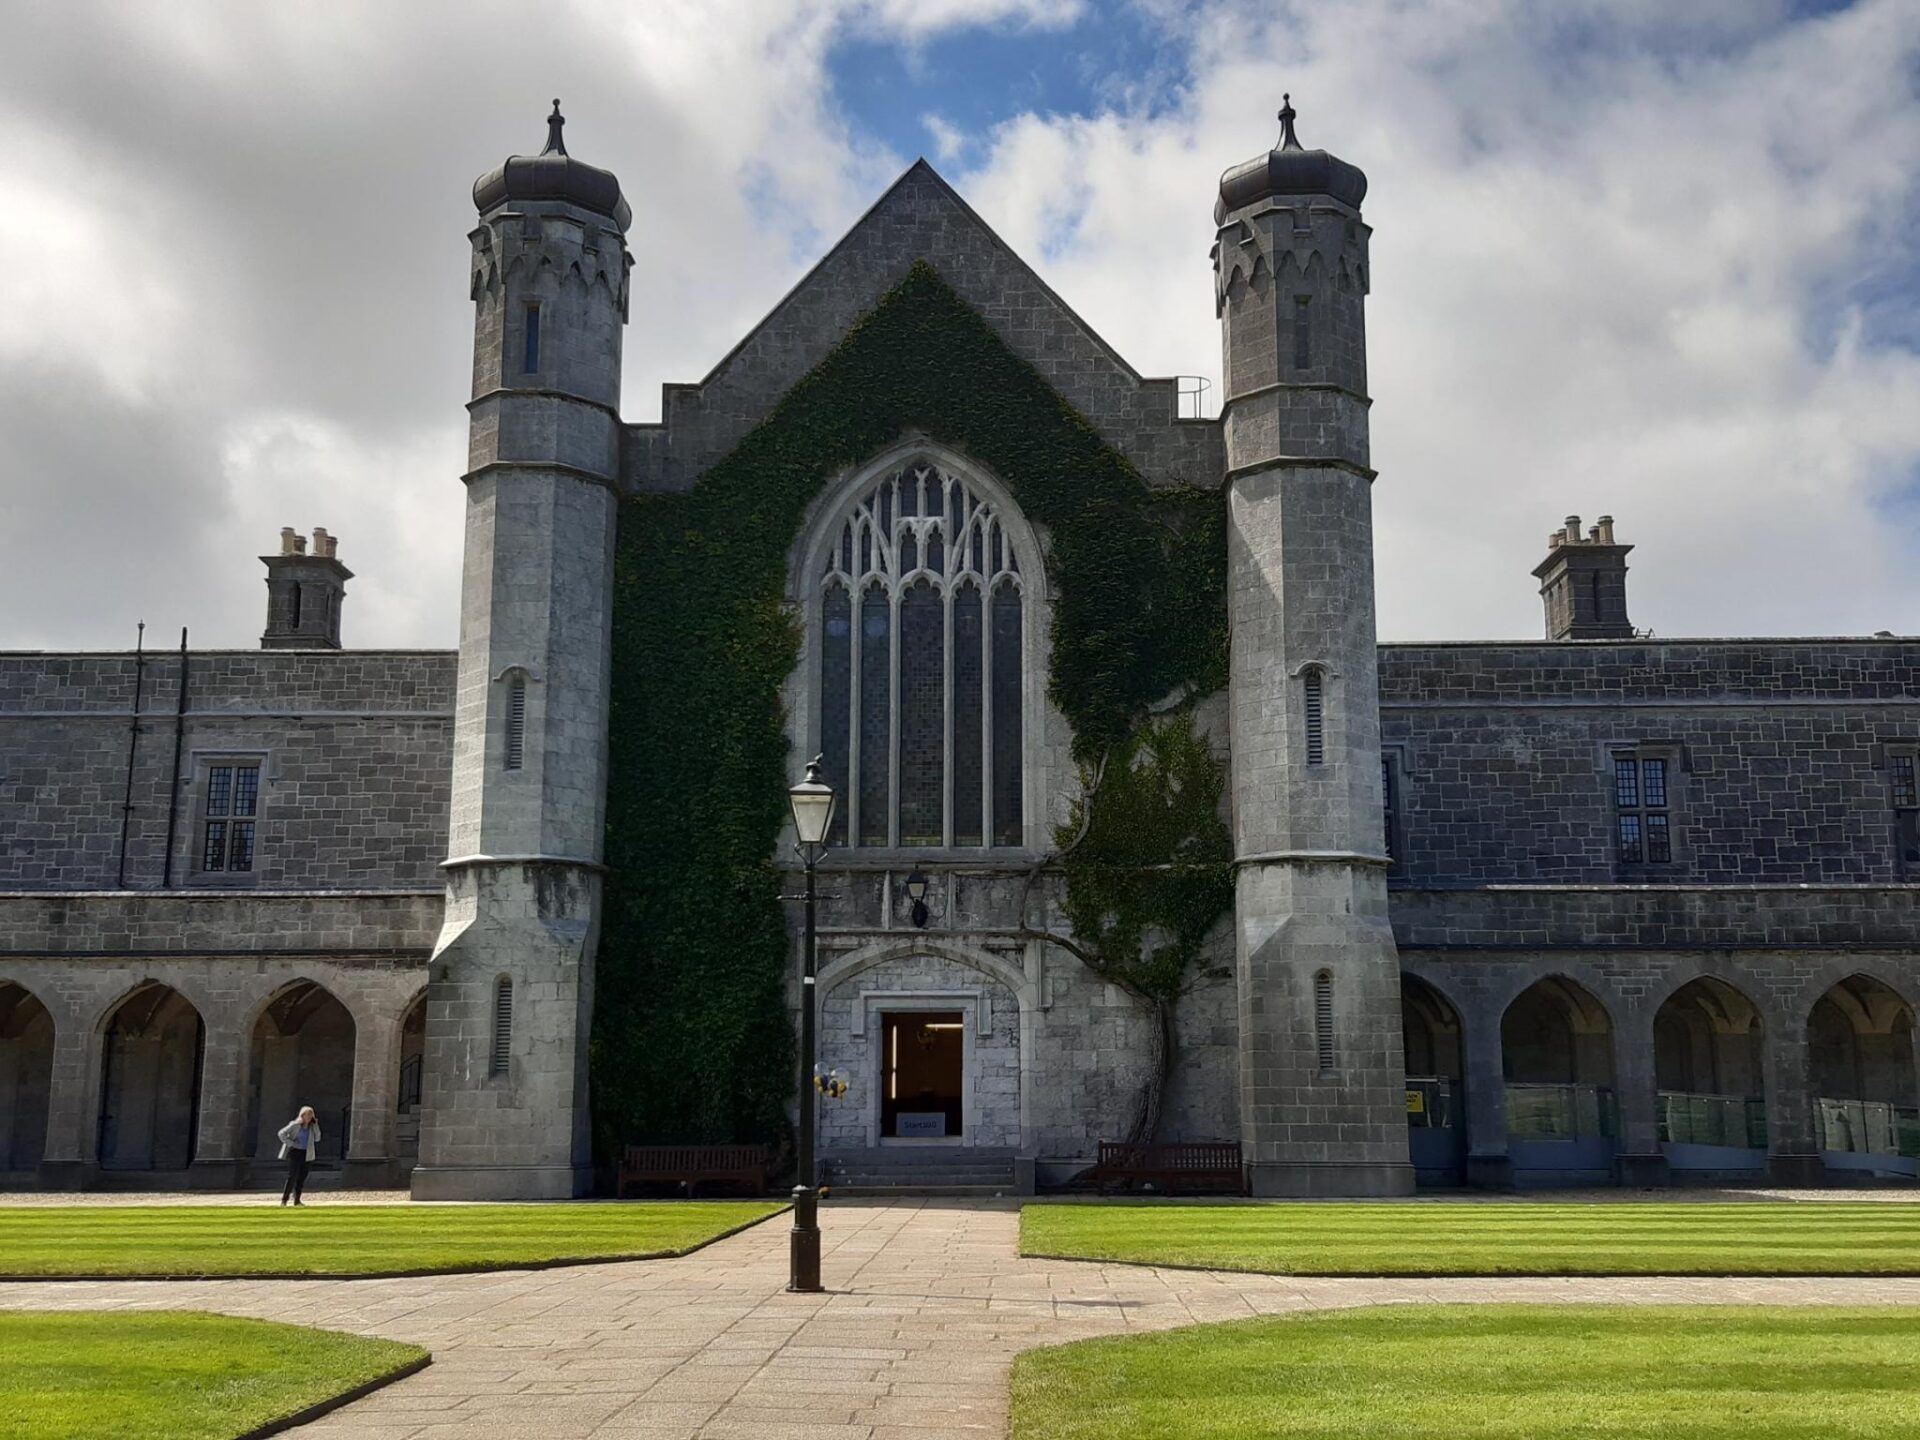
[[1613, 752, 1675, 865], [817, 462, 1025, 848], [198, 759, 261, 874]]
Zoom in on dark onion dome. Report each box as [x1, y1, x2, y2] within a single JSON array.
[[473, 100, 632, 232], [1215, 95, 1367, 221]]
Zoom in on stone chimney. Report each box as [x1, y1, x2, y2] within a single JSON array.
[[261, 527, 352, 649], [1531, 514, 1634, 640]]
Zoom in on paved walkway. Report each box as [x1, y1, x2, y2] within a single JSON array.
[[6, 1199, 1920, 1438]]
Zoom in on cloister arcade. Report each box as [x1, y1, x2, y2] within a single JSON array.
[[0, 964, 426, 1189], [1400, 965, 1920, 1187]]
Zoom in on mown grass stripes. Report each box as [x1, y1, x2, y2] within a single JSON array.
[[0, 1311, 426, 1440], [1020, 1201, 1920, 1275], [1012, 1306, 1920, 1439], [0, 1201, 784, 1278]]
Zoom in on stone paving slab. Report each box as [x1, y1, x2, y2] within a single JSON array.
[[6, 1199, 1920, 1437]]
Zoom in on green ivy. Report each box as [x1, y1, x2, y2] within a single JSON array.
[[592, 261, 1228, 1158], [1054, 715, 1235, 1004]]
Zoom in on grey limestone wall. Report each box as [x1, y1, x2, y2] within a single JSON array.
[[804, 860, 1239, 1172], [1380, 639, 1920, 886], [0, 651, 453, 892], [623, 163, 1221, 494]]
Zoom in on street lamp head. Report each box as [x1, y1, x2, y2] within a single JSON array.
[[788, 754, 837, 847]]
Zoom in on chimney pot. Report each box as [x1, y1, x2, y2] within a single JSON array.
[[1597, 515, 1615, 544], [279, 526, 298, 555]]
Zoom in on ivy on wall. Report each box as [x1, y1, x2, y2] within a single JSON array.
[[592, 261, 1229, 1159]]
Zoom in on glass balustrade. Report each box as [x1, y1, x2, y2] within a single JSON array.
[[1815, 1098, 1920, 1158], [1504, 1083, 1617, 1140], [1656, 1090, 1767, 1149]]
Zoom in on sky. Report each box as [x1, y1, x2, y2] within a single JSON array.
[[0, 0, 1916, 651]]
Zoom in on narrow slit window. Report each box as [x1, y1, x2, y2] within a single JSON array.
[[1892, 752, 1919, 870], [490, 977, 513, 1077], [1293, 295, 1312, 370], [522, 304, 541, 374], [1314, 971, 1336, 1073], [1303, 669, 1325, 766], [1381, 755, 1398, 862], [504, 676, 527, 772]]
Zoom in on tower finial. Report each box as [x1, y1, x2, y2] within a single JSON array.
[[543, 98, 567, 157], [1278, 93, 1301, 151]]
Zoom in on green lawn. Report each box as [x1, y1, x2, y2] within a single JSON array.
[[0, 1311, 425, 1440], [1011, 1306, 1920, 1439], [1020, 1201, 1920, 1275], [0, 1201, 784, 1278]]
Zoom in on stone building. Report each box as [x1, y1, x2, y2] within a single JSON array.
[[2, 102, 1915, 1197]]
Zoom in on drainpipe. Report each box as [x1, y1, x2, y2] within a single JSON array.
[[114, 621, 145, 888], [161, 628, 189, 888]]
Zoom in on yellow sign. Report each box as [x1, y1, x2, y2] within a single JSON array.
[[1405, 1090, 1425, 1115]]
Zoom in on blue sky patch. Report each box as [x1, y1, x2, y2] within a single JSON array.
[[827, 5, 1188, 165]]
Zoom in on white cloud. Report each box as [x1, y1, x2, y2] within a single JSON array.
[[922, 112, 968, 162], [0, 0, 1915, 652], [954, 0, 1920, 639]]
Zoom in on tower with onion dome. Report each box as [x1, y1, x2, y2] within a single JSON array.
[[412, 102, 631, 1200], [1216, 97, 1413, 1195]]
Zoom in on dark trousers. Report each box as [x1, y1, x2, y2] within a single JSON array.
[[282, 1149, 310, 1204]]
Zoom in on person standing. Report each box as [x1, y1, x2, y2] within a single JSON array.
[[277, 1105, 321, 1206]]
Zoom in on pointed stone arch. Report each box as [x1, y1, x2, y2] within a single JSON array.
[[0, 980, 54, 1173], [96, 981, 204, 1171], [243, 978, 357, 1166]]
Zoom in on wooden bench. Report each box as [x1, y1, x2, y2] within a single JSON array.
[[1090, 1141, 1245, 1195], [616, 1144, 773, 1198]]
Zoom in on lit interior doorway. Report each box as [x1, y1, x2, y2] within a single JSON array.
[[880, 1011, 963, 1140]]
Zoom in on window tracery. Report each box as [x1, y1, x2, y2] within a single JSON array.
[[817, 461, 1025, 848]]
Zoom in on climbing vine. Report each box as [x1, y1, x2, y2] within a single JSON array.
[[592, 261, 1230, 1162]]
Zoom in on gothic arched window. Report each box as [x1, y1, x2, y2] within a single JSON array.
[[817, 461, 1025, 848]]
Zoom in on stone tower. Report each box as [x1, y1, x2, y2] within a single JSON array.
[[1534, 514, 1634, 639], [1214, 99, 1413, 1195], [260, 527, 349, 649], [411, 103, 631, 1200]]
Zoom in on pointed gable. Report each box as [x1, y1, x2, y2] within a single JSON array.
[[623, 161, 1220, 492]]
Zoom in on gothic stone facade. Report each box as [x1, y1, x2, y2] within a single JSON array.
[[1, 110, 1916, 1196]]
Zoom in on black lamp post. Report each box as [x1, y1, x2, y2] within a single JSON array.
[[786, 755, 836, 1294]]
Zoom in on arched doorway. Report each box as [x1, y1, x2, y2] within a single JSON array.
[[98, 983, 204, 1171], [1501, 976, 1617, 1186], [0, 983, 54, 1173], [1401, 975, 1464, 1185], [395, 991, 426, 1164], [245, 982, 356, 1170], [1654, 977, 1766, 1176], [1808, 974, 1918, 1179]]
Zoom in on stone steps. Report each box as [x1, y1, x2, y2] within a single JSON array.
[[821, 1149, 1028, 1196]]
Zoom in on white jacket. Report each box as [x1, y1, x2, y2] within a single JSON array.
[[277, 1118, 321, 1159]]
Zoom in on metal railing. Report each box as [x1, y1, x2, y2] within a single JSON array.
[[1505, 1083, 1617, 1141], [1175, 375, 1215, 420], [1657, 1090, 1767, 1149], [1405, 1076, 1459, 1130], [1815, 1098, 1920, 1158]]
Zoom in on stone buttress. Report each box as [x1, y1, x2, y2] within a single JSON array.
[[412, 105, 631, 1200], [1215, 100, 1413, 1195]]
